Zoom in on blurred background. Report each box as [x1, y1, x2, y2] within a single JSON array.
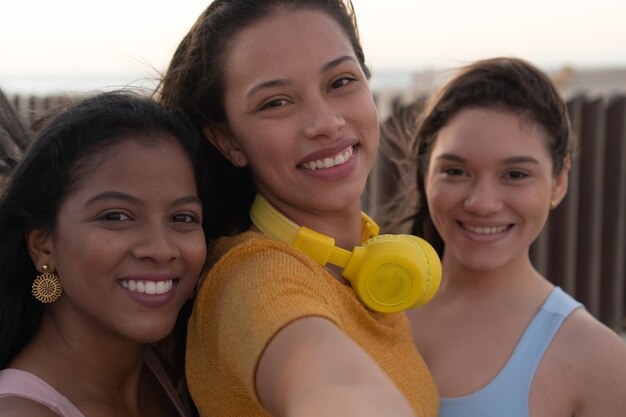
[[1, 0, 625, 333], [2, 0, 626, 99]]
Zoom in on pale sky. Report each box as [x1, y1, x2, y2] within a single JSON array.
[[1, 0, 626, 93]]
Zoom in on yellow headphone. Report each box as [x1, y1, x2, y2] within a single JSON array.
[[249, 194, 442, 313]]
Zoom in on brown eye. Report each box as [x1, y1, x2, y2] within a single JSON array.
[[328, 76, 355, 91], [505, 171, 529, 180], [99, 211, 132, 221], [171, 213, 199, 223], [259, 98, 290, 111], [443, 168, 465, 176]]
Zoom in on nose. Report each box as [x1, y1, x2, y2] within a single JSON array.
[[132, 223, 180, 263], [302, 95, 345, 139], [464, 177, 504, 215]]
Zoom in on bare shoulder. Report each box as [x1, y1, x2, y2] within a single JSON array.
[[0, 396, 62, 416], [556, 308, 626, 366], [549, 308, 626, 415]]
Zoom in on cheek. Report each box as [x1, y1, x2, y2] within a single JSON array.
[[52, 231, 103, 272], [235, 124, 291, 164], [424, 173, 444, 211], [181, 233, 207, 272], [424, 178, 459, 231], [356, 96, 379, 140], [424, 185, 446, 227], [515, 190, 551, 221]]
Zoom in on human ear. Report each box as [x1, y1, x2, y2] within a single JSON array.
[[26, 229, 56, 272], [203, 125, 248, 168], [551, 155, 571, 208]]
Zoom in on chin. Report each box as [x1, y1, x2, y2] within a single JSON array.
[[460, 255, 515, 273], [128, 322, 178, 344]]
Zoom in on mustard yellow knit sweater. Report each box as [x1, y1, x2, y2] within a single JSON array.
[[186, 232, 438, 416]]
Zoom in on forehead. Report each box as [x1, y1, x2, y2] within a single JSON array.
[[222, 8, 355, 85], [433, 107, 552, 159], [71, 134, 192, 188]]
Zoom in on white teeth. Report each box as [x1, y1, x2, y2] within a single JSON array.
[[119, 279, 174, 295], [463, 224, 509, 234], [145, 282, 156, 294], [302, 147, 353, 170]]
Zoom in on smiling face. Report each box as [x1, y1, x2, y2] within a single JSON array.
[[213, 7, 379, 225], [424, 107, 568, 274], [30, 135, 206, 343]]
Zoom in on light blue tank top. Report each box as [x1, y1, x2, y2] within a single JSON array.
[[439, 287, 583, 417]]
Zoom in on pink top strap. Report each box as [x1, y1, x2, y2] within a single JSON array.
[[0, 368, 84, 416]]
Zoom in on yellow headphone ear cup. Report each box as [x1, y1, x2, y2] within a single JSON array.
[[343, 234, 442, 313], [405, 235, 442, 308]]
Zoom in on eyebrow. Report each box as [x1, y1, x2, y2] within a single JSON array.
[[246, 79, 290, 98], [246, 55, 358, 98], [435, 153, 540, 165], [321, 55, 357, 74], [85, 191, 202, 207], [502, 156, 540, 165], [435, 153, 466, 163], [85, 191, 138, 206]]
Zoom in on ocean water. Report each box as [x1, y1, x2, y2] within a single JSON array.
[[0, 74, 162, 96], [0, 71, 420, 96]]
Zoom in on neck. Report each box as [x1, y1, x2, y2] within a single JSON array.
[[437, 251, 544, 300], [313, 209, 364, 250], [11, 311, 147, 405]]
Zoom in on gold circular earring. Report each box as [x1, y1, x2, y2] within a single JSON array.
[[550, 200, 558, 209], [32, 265, 63, 303]]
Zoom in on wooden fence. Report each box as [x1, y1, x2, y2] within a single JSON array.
[[531, 94, 626, 332], [8, 94, 75, 132]]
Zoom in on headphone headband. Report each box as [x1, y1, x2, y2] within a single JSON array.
[[250, 194, 378, 267]]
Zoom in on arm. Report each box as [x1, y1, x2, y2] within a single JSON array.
[[569, 314, 626, 417], [256, 316, 415, 417]]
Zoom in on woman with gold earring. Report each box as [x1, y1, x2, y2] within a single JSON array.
[[0, 89, 216, 416]]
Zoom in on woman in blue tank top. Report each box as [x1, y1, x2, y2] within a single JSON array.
[[380, 57, 626, 417]]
